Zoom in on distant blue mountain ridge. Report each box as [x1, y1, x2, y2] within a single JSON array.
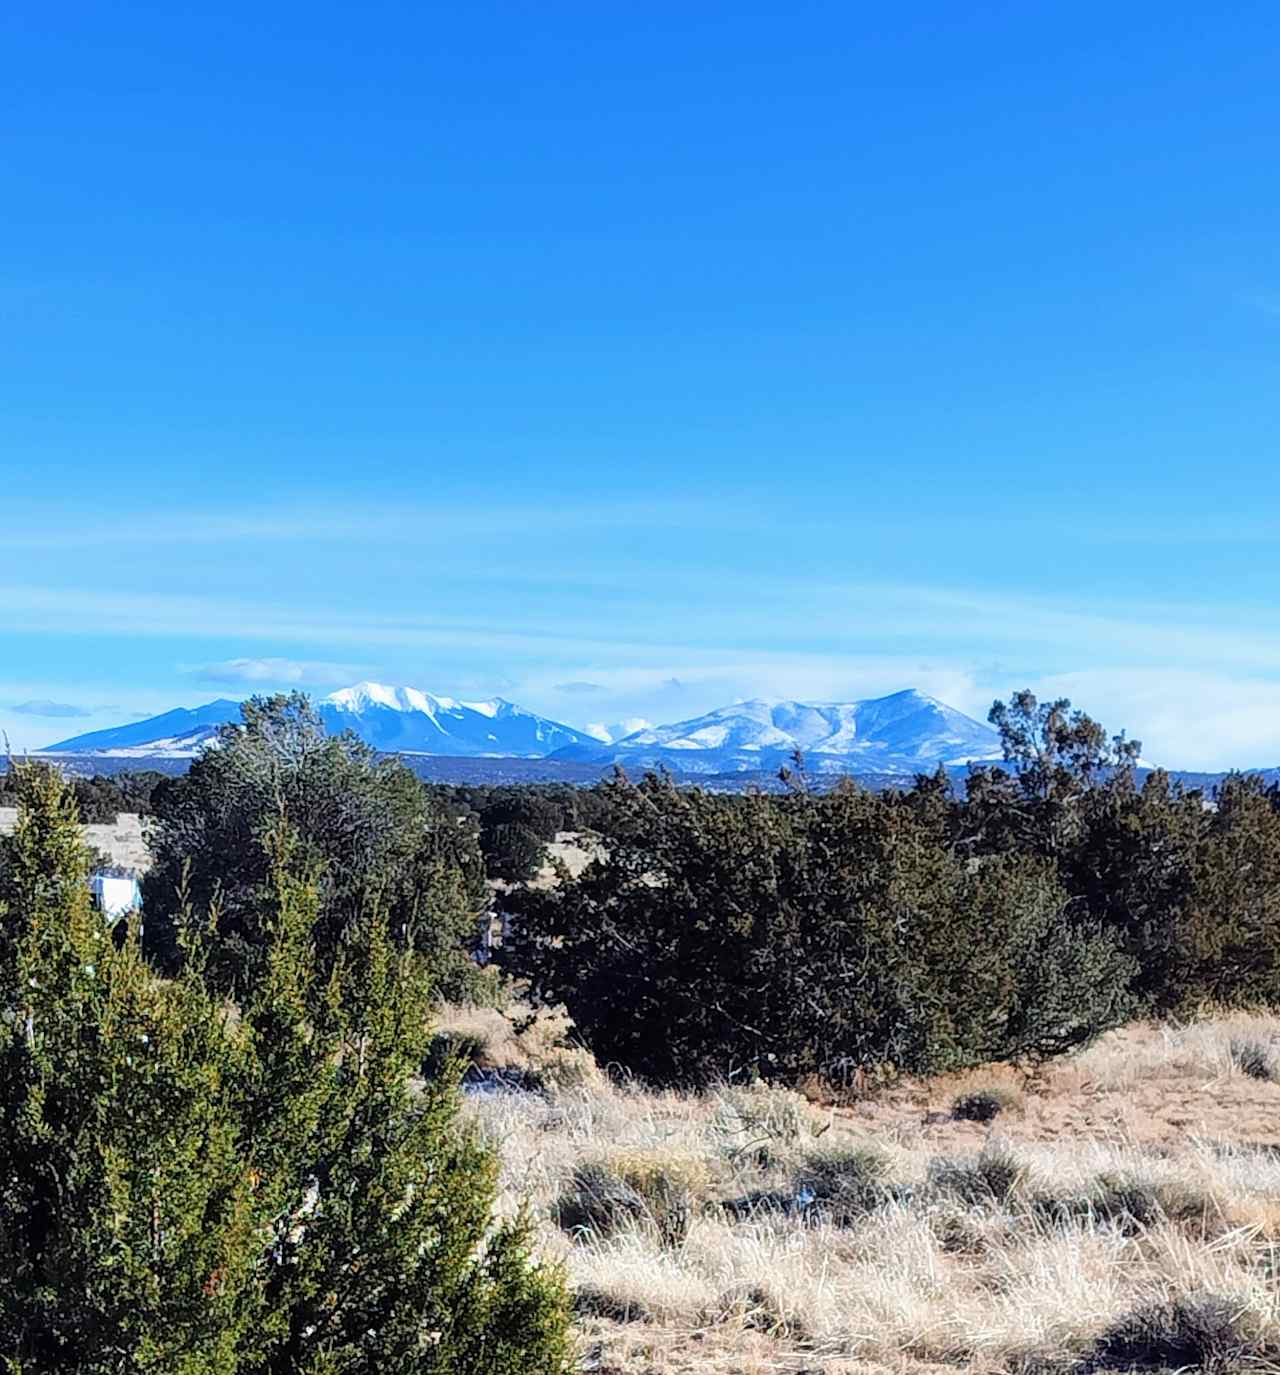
[[43, 682, 1004, 777]]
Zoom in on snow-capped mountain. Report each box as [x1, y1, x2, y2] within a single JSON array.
[[42, 684, 1002, 776], [43, 682, 598, 759], [318, 682, 595, 756], [552, 690, 1002, 775]]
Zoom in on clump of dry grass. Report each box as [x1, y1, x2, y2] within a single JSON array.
[[711, 1082, 833, 1171], [431, 1000, 603, 1089], [1086, 1291, 1254, 1374], [952, 1082, 1025, 1122], [1229, 1035, 1278, 1083], [1071, 1012, 1280, 1091], [929, 1141, 1031, 1206], [458, 1009, 1280, 1374], [555, 1149, 711, 1250], [791, 1141, 896, 1222]]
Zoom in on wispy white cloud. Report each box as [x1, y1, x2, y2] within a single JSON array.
[[10, 699, 93, 719], [5, 576, 1280, 700], [185, 657, 367, 689], [583, 717, 654, 743], [4, 576, 1277, 671]]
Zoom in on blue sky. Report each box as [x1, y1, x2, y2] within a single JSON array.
[[4, 1, 1280, 767]]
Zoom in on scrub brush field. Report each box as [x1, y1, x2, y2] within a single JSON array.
[[450, 1007, 1280, 1375]]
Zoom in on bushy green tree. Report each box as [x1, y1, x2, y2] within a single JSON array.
[[1061, 769, 1205, 1010], [0, 762, 570, 1374], [473, 791, 563, 882], [1163, 774, 1280, 1013], [988, 689, 1141, 801], [501, 772, 1133, 1086], [142, 694, 487, 999], [982, 689, 1142, 860]]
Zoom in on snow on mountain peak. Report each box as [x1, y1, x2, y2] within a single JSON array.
[[328, 682, 414, 713], [460, 698, 501, 718], [307, 682, 595, 756], [553, 689, 1003, 775], [583, 717, 655, 744], [41, 680, 999, 776]]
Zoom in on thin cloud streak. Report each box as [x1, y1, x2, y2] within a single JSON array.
[[0, 498, 769, 552], [7, 577, 1280, 768], [185, 657, 369, 688], [10, 699, 93, 719], [4, 580, 1280, 676]]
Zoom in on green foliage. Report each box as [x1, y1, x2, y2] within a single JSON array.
[[0, 762, 571, 1375], [502, 773, 1134, 1086], [33, 684, 1280, 1100], [968, 699, 1280, 1020], [988, 688, 1141, 804], [141, 694, 487, 998], [1171, 774, 1280, 1011], [1068, 770, 1280, 1016], [423, 781, 615, 883], [0, 768, 170, 823], [422, 1029, 488, 1079], [483, 822, 546, 884], [433, 960, 512, 1010]]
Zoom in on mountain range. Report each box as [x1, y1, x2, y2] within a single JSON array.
[[554, 691, 1003, 775], [43, 682, 1003, 777]]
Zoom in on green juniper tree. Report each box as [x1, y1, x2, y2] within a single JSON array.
[[142, 694, 488, 1002], [502, 770, 1132, 1086], [0, 762, 571, 1375], [980, 689, 1143, 862]]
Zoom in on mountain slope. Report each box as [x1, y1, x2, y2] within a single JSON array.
[[553, 689, 1002, 775], [44, 683, 597, 759], [43, 700, 244, 756]]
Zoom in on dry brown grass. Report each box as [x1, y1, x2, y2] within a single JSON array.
[[457, 1009, 1280, 1373], [433, 1001, 605, 1089], [0, 806, 151, 872]]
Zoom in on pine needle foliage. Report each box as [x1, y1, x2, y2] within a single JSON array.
[[0, 762, 571, 1375]]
